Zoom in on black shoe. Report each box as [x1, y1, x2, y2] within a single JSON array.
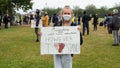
[[36, 39, 39, 42], [112, 44, 119, 46]]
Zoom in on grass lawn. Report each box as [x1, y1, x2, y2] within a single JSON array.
[[0, 23, 120, 68]]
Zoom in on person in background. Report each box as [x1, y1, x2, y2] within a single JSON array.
[[71, 15, 75, 25], [106, 13, 113, 34], [41, 12, 49, 27], [73, 16, 78, 26], [82, 11, 91, 35], [48, 16, 52, 25], [52, 13, 58, 26], [112, 9, 119, 46], [78, 16, 81, 25], [93, 14, 98, 31], [3, 14, 9, 29], [35, 9, 41, 42], [23, 15, 28, 24], [30, 14, 34, 24], [19, 15, 22, 25], [103, 14, 107, 28]]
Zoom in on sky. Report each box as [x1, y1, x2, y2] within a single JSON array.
[[17, 0, 120, 14]]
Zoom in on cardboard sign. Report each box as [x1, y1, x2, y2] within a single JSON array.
[[41, 26, 80, 55], [31, 20, 42, 28]]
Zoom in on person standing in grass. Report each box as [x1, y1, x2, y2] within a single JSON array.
[[93, 14, 98, 31], [35, 9, 41, 42], [3, 14, 9, 29], [41, 12, 49, 27], [40, 5, 83, 68], [54, 5, 83, 68], [112, 9, 119, 46], [106, 13, 113, 34], [82, 11, 91, 35]]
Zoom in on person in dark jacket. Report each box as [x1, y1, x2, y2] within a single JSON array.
[[106, 13, 113, 34], [93, 14, 98, 31], [112, 9, 119, 46], [3, 14, 9, 29], [78, 16, 81, 25], [30, 14, 34, 24], [35, 9, 41, 42], [52, 13, 58, 26], [82, 11, 91, 35]]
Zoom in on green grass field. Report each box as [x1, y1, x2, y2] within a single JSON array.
[[0, 23, 120, 68]]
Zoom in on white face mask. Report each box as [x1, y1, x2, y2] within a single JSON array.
[[62, 15, 71, 21]]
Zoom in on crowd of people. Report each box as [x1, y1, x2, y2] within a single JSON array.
[[0, 5, 120, 68], [103, 9, 120, 46], [31, 5, 119, 68]]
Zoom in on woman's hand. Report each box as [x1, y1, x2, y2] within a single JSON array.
[[77, 26, 82, 31], [38, 32, 42, 37]]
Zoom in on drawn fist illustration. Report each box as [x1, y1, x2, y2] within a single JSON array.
[[54, 43, 65, 53]]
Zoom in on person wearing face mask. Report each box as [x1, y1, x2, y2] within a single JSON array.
[[52, 5, 83, 68], [39, 5, 83, 68], [41, 12, 49, 27]]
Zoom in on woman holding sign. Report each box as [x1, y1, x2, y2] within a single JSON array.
[[40, 5, 83, 68], [53, 6, 82, 68]]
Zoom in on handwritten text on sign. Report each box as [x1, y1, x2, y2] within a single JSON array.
[[41, 26, 80, 54]]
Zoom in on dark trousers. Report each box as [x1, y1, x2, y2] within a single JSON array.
[[107, 24, 112, 34], [19, 20, 22, 25], [94, 24, 97, 31], [78, 21, 80, 25], [83, 24, 89, 35], [5, 22, 8, 28], [35, 19, 40, 40], [35, 28, 39, 40]]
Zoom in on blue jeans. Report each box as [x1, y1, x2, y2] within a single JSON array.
[[113, 30, 119, 44], [83, 24, 89, 35], [54, 54, 72, 68]]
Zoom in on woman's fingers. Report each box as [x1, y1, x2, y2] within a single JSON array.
[[38, 32, 42, 36], [77, 26, 82, 31]]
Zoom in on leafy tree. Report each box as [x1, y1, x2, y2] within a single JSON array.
[[0, 0, 33, 25], [85, 4, 97, 15], [97, 6, 108, 17], [73, 6, 83, 17]]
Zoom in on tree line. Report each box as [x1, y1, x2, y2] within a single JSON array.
[[43, 4, 120, 17], [0, 0, 120, 25]]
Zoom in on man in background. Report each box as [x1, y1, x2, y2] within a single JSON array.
[[82, 11, 91, 35]]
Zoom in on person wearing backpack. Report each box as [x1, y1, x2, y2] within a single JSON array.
[[112, 9, 119, 46]]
